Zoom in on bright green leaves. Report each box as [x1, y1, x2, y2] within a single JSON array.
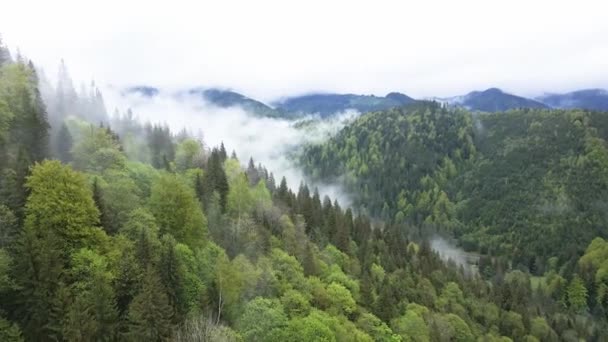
[[149, 173, 207, 248], [72, 125, 126, 173], [24, 160, 100, 249]]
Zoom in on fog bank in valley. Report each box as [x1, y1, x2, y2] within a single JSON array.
[[430, 235, 479, 275], [107, 88, 357, 206]]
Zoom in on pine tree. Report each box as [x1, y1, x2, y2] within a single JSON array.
[[375, 278, 397, 322], [55, 59, 77, 120], [302, 242, 318, 276], [219, 142, 227, 162], [0, 205, 18, 248], [276, 177, 290, 205], [194, 172, 204, 203], [92, 177, 112, 234], [567, 275, 588, 312], [158, 235, 186, 319], [26, 62, 50, 162], [13, 226, 66, 340], [267, 172, 276, 193], [246, 157, 259, 185], [202, 149, 229, 211], [56, 122, 73, 163], [127, 267, 173, 341], [0, 36, 12, 66], [5, 148, 31, 220], [360, 271, 375, 308]]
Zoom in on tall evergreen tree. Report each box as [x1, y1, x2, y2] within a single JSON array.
[[0, 36, 12, 66], [55, 122, 73, 163], [202, 149, 229, 211], [127, 267, 173, 341], [92, 177, 111, 234], [246, 157, 259, 185], [218, 142, 227, 162]]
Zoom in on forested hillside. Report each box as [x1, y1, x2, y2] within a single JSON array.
[[1, 41, 608, 341], [300, 102, 608, 335]]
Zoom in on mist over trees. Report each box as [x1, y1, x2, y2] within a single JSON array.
[[0, 39, 607, 342]]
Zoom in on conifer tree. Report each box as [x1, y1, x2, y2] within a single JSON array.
[[0, 36, 12, 66], [56, 122, 73, 163], [92, 177, 111, 234], [127, 267, 173, 341]]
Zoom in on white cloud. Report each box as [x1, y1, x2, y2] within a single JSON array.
[[2, 0, 607, 100], [109, 89, 356, 205]]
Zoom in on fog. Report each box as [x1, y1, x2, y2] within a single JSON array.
[[430, 235, 479, 275], [106, 88, 356, 206]]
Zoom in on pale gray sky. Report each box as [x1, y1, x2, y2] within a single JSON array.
[[2, 0, 607, 101]]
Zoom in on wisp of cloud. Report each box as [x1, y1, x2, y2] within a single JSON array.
[[106, 88, 357, 206]]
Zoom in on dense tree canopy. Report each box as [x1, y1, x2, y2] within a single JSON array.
[[0, 45, 606, 341]]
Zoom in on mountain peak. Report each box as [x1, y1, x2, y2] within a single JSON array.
[[482, 87, 504, 94], [385, 92, 414, 104]]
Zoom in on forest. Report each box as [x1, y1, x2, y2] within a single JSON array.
[[1, 40, 608, 342]]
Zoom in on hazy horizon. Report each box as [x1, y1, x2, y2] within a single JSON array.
[[2, 0, 607, 102]]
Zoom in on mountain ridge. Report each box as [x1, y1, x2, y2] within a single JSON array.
[[124, 85, 608, 118]]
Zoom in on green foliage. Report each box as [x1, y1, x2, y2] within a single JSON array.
[[127, 267, 173, 341], [300, 103, 608, 272], [13, 160, 103, 340], [175, 138, 204, 171], [227, 173, 254, 219], [0, 316, 23, 342], [149, 173, 207, 248], [72, 125, 126, 172], [566, 275, 588, 312], [280, 289, 311, 317], [236, 297, 287, 342], [279, 310, 336, 342], [326, 282, 357, 316], [0, 205, 17, 248], [1, 57, 607, 342], [356, 313, 400, 342], [391, 310, 429, 342], [300, 102, 473, 227], [63, 248, 118, 341], [23, 160, 100, 251]]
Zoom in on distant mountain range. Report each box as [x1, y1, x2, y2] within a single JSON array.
[[272, 92, 415, 118], [187, 88, 284, 118], [438, 88, 549, 112], [124, 86, 608, 118], [536, 89, 608, 112]]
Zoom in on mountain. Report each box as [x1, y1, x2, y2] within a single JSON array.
[[187, 88, 285, 118], [536, 88, 608, 111], [444, 88, 549, 112], [124, 86, 285, 118], [299, 101, 608, 270], [275, 92, 415, 117]]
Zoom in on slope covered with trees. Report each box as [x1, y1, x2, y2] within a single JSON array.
[[1, 40, 607, 341], [300, 101, 608, 333], [300, 102, 608, 268]]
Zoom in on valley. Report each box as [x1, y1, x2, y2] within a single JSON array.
[[1, 3, 608, 339]]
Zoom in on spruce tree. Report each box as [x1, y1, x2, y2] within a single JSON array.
[[219, 142, 227, 162], [246, 157, 259, 185], [56, 122, 73, 163], [0, 36, 12, 66], [127, 267, 173, 341], [92, 177, 112, 234]]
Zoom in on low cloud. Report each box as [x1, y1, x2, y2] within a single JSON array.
[[430, 235, 478, 275], [106, 88, 356, 206]]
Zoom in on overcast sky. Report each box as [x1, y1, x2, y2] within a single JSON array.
[[1, 0, 607, 101]]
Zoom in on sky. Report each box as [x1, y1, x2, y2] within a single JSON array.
[[1, 0, 608, 101]]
